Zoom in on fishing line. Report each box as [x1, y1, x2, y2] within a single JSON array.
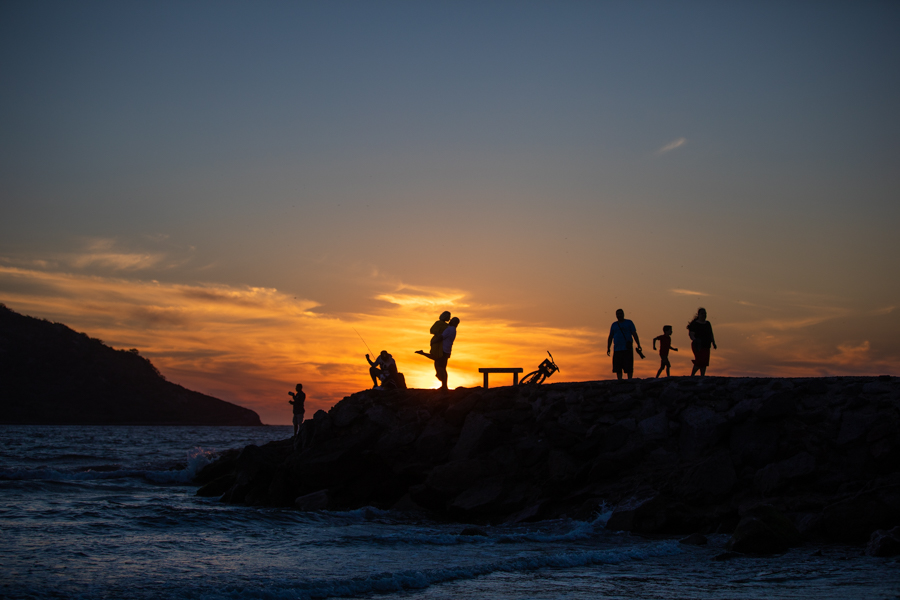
[[352, 327, 375, 357]]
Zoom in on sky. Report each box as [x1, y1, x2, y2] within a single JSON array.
[[1, 1, 898, 424]]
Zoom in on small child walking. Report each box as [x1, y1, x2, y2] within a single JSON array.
[[288, 383, 305, 437], [653, 326, 678, 378]]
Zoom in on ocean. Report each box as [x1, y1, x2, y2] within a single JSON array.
[[1, 425, 898, 600]]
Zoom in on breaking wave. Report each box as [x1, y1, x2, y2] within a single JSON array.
[[0, 446, 214, 484]]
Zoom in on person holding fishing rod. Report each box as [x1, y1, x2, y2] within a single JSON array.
[[366, 350, 398, 389]]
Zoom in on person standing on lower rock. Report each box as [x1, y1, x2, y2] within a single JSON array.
[[436, 317, 459, 390], [288, 383, 305, 437], [607, 309, 643, 380]]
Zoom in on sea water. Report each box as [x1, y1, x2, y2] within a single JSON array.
[[1, 425, 898, 600]]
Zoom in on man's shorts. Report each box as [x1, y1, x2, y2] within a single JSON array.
[[293, 414, 304, 426], [612, 347, 634, 374]]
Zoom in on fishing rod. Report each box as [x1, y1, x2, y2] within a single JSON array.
[[352, 327, 375, 357]]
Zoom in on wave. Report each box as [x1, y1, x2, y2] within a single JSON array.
[[323, 507, 618, 548], [195, 539, 681, 600], [0, 447, 214, 484]]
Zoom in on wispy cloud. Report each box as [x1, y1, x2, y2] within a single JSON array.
[[375, 287, 468, 309], [656, 137, 687, 154], [0, 266, 597, 423], [3, 264, 898, 423], [670, 288, 708, 296]]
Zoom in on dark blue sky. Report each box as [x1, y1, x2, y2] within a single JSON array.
[[1, 2, 899, 409]]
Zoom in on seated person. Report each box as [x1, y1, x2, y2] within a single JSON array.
[[366, 351, 398, 389]]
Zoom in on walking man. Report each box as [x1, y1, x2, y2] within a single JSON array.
[[607, 309, 643, 380]]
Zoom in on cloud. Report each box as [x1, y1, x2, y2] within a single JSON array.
[[656, 138, 687, 154], [3, 265, 898, 423], [68, 251, 164, 271], [871, 306, 895, 316], [375, 287, 468, 309], [0, 266, 598, 424]]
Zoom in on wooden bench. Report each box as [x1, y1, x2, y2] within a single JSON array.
[[478, 368, 524, 389]]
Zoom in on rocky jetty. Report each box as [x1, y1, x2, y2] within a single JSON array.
[[0, 304, 262, 425], [196, 376, 900, 547]]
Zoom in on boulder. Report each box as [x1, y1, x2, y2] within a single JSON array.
[[754, 451, 816, 495], [756, 392, 796, 420], [820, 493, 900, 543], [425, 460, 486, 496], [730, 419, 778, 467], [638, 412, 669, 441], [330, 401, 362, 427], [295, 489, 329, 511], [726, 506, 801, 554], [415, 415, 456, 460], [450, 413, 495, 461], [680, 451, 736, 498], [606, 494, 669, 533], [865, 527, 900, 557], [679, 406, 726, 457], [449, 479, 504, 514], [547, 449, 579, 482], [679, 533, 708, 546], [837, 412, 879, 445]]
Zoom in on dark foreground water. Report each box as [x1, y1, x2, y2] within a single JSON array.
[[1, 425, 898, 600]]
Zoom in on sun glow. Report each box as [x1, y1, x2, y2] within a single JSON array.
[[2, 263, 898, 424]]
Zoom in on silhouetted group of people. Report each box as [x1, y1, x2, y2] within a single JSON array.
[[288, 306, 716, 430], [607, 307, 717, 380]]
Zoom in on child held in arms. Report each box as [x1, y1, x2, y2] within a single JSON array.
[[653, 326, 678, 378], [288, 383, 305, 437]]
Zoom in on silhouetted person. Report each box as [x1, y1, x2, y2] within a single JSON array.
[[367, 350, 398, 389], [607, 309, 642, 380], [416, 311, 451, 360], [687, 307, 717, 376], [288, 383, 305, 436], [653, 325, 678, 377], [435, 316, 459, 390]]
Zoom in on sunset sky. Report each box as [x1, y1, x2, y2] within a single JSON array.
[[2, 2, 898, 424]]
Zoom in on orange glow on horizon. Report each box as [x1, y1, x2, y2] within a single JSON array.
[[1, 265, 897, 424]]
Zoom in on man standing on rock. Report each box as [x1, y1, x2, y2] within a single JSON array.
[[436, 317, 459, 390], [607, 309, 643, 380], [288, 383, 305, 436]]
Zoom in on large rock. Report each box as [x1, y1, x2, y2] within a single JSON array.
[[729, 419, 778, 467], [865, 527, 900, 557], [638, 412, 669, 441], [195, 375, 900, 547], [680, 451, 736, 498], [726, 506, 802, 554], [680, 406, 726, 457], [450, 413, 495, 461], [754, 451, 816, 495], [295, 490, 329, 511], [606, 494, 669, 533]]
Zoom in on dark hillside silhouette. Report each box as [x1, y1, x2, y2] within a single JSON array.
[[0, 304, 262, 425]]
